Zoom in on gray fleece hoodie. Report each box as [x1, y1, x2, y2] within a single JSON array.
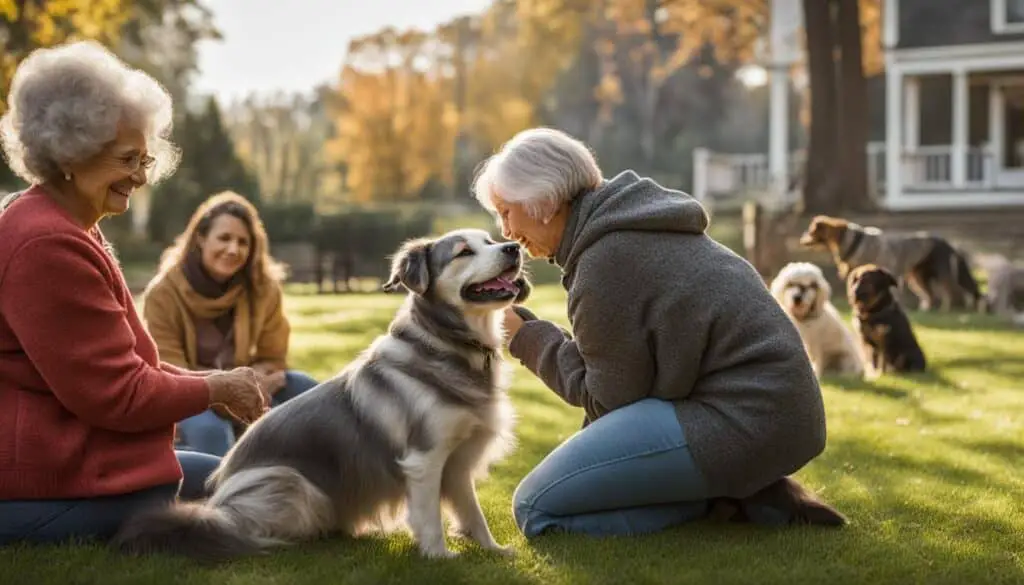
[[508, 170, 827, 498]]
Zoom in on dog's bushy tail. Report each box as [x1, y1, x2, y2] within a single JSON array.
[[112, 466, 333, 563], [111, 501, 263, 563], [950, 248, 985, 311]]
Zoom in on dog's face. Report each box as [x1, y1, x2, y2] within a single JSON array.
[[383, 228, 531, 312], [770, 262, 831, 321], [799, 215, 848, 249], [847, 264, 897, 314]]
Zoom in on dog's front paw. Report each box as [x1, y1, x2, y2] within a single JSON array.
[[485, 543, 515, 557], [420, 544, 459, 559]]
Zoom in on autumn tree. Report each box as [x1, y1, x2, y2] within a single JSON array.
[[584, 0, 766, 166], [327, 28, 457, 203], [0, 0, 129, 110]]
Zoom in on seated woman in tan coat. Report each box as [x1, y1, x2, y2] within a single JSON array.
[[142, 191, 318, 456]]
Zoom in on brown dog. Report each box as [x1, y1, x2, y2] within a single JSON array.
[[800, 215, 983, 312], [847, 264, 927, 377]]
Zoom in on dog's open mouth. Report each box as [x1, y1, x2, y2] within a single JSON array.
[[463, 269, 521, 303]]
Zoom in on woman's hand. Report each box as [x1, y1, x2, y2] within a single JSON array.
[[251, 361, 287, 397], [205, 367, 268, 424], [503, 306, 526, 342]]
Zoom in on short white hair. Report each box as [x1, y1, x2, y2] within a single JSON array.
[[472, 127, 602, 219], [0, 40, 180, 185]]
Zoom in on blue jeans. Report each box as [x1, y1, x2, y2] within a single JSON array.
[[176, 370, 318, 456], [513, 398, 711, 537], [0, 450, 220, 546]]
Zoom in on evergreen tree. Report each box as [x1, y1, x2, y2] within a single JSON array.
[[148, 96, 260, 243]]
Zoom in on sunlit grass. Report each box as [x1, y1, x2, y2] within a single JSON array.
[[3, 285, 1022, 584]]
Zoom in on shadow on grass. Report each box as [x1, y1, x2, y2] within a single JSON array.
[[940, 435, 1024, 469], [907, 310, 1018, 332], [940, 355, 1024, 379], [902, 368, 969, 393], [828, 375, 910, 399], [826, 369, 966, 398]]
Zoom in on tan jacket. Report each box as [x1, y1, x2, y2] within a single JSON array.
[[141, 265, 291, 371]]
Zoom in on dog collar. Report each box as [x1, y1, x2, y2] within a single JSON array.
[[839, 229, 865, 262]]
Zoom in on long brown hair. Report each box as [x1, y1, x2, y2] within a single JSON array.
[[156, 191, 286, 291]]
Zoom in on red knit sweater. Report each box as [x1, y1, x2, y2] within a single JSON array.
[[0, 187, 211, 500]]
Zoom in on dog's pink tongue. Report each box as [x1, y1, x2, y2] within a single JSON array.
[[480, 276, 516, 291]]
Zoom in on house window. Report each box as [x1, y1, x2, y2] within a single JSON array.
[[1007, 0, 1024, 23], [994, 0, 1024, 31]]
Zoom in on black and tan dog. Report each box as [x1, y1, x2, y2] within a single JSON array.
[[847, 264, 926, 377], [800, 215, 984, 313]]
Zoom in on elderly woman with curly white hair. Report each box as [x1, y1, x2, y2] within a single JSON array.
[[0, 41, 266, 546], [474, 127, 848, 538]]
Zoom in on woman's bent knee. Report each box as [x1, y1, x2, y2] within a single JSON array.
[[176, 450, 221, 500], [511, 461, 570, 538], [512, 482, 549, 538], [177, 410, 234, 456]]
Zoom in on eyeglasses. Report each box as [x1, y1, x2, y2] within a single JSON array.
[[118, 153, 156, 173]]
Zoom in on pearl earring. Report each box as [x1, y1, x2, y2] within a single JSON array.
[[64, 172, 71, 181], [542, 217, 551, 225]]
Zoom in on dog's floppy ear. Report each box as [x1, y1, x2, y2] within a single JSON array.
[[799, 217, 823, 245], [817, 276, 832, 305], [383, 238, 432, 295], [881, 269, 899, 290]]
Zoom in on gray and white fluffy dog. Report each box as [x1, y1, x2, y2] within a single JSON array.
[[113, 228, 531, 562]]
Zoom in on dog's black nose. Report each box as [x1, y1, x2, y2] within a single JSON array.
[[501, 243, 520, 257], [793, 295, 803, 304]]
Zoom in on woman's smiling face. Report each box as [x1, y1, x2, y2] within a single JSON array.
[[198, 213, 251, 283]]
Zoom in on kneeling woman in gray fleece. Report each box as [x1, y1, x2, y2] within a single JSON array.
[[472, 128, 846, 537]]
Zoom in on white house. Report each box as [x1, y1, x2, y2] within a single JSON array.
[[694, 0, 1024, 211]]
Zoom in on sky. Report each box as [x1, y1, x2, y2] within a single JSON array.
[[193, 0, 492, 104]]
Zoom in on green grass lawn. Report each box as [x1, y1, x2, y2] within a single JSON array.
[[3, 285, 1023, 584]]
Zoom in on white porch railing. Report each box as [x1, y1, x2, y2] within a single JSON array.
[[692, 142, 995, 206], [901, 145, 991, 189]]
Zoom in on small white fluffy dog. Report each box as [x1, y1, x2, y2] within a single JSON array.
[[771, 262, 865, 378]]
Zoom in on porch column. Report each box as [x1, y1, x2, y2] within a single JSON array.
[[768, 0, 801, 201], [768, 64, 789, 200], [951, 68, 969, 187], [904, 76, 919, 148], [885, 63, 904, 203], [988, 81, 1004, 187]]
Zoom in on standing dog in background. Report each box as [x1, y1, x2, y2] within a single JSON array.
[[974, 252, 1024, 319], [114, 229, 531, 562], [800, 215, 984, 312], [770, 262, 865, 379], [847, 264, 927, 377]]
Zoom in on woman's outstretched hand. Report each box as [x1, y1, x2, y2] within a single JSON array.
[[205, 367, 268, 424], [504, 304, 541, 345], [503, 307, 526, 342]]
